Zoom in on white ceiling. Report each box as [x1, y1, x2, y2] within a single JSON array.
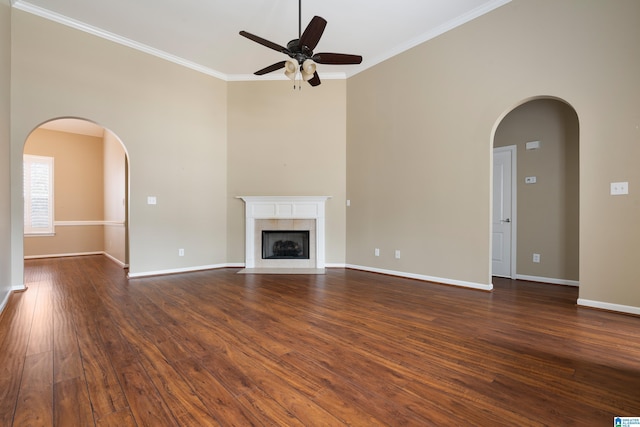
[[12, 0, 510, 81]]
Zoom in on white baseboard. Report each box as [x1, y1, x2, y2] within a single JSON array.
[[345, 264, 493, 291], [128, 263, 231, 278], [0, 290, 10, 316], [0, 284, 28, 317], [128, 263, 350, 278], [577, 298, 640, 316], [24, 251, 129, 268], [103, 252, 127, 268], [325, 263, 347, 268], [24, 251, 103, 260], [516, 274, 579, 287]]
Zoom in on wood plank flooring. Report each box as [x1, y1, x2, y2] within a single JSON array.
[[1, 255, 639, 426]]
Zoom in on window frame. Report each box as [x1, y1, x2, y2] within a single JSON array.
[[23, 154, 55, 236]]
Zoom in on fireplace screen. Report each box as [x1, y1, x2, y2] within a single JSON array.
[[262, 230, 310, 259]]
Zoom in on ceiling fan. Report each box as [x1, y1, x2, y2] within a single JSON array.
[[239, 0, 363, 87]]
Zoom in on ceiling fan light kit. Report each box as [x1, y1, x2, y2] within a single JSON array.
[[284, 58, 298, 80], [302, 59, 316, 75], [239, 0, 362, 88]]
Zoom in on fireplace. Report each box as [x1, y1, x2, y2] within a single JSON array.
[[262, 230, 310, 259], [252, 218, 315, 268], [237, 196, 330, 271]]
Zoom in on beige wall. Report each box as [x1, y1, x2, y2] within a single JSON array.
[[347, 0, 640, 307], [0, 0, 11, 305], [494, 99, 579, 281], [6, 0, 640, 313], [24, 226, 104, 256], [11, 9, 228, 280], [103, 130, 127, 265], [227, 80, 347, 265], [346, 45, 492, 286], [23, 128, 105, 256]]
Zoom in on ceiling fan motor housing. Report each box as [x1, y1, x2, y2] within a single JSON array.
[[287, 39, 313, 63]]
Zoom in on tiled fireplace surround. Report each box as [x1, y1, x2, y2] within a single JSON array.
[[238, 196, 330, 271]]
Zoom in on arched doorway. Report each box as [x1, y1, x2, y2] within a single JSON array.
[[492, 98, 579, 285], [22, 118, 130, 268]]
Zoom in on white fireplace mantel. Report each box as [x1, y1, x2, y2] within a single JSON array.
[[237, 196, 331, 269]]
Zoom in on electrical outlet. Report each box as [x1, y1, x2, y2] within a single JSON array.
[[610, 182, 628, 195], [178, 248, 185, 257], [374, 248, 380, 256], [533, 253, 540, 263], [395, 250, 401, 259]]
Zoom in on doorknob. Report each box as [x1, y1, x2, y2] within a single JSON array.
[[500, 218, 511, 223]]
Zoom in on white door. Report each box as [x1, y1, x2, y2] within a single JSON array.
[[492, 146, 515, 278]]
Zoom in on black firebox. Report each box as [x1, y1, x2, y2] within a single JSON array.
[[262, 230, 310, 259]]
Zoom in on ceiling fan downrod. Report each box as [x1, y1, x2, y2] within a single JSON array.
[[298, 0, 302, 39]]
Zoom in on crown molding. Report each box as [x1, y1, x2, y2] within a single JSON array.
[[345, 0, 511, 77], [12, 0, 229, 80]]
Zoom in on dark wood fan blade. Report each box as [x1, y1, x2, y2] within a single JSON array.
[[300, 16, 327, 51], [307, 71, 321, 87], [239, 31, 287, 53], [254, 61, 287, 75], [312, 52, 363, 65]]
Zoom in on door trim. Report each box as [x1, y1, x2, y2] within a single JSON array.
[[493, 145, 517, 279]]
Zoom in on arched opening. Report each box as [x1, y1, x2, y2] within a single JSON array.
[[22, 117, 130, 268], [491, 98, 579, 286]]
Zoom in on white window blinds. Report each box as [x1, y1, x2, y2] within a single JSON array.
[[24, 154, 54, 235]]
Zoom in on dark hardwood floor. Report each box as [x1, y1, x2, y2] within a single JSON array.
[[1, 255, 639, 426]]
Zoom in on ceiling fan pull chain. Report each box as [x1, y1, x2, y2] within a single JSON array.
[[293, 71, 301, 90]]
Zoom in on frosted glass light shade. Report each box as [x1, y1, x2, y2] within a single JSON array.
[[302, 59, 316, 74], [301, 59, 316, 81], [284, 59, 298, 80]]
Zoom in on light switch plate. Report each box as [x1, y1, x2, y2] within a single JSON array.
[[610, 182, 628, 195], [525, 176, 537, 184], [147, 196, 157, 205], [525, 140, 540, 150]]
